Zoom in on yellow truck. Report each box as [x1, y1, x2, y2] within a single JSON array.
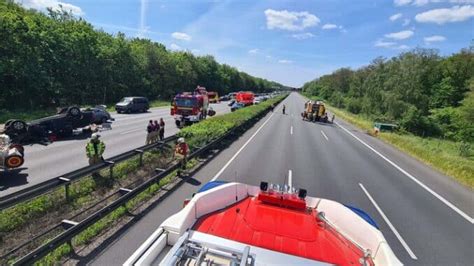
[[302, 100, 329, 123]]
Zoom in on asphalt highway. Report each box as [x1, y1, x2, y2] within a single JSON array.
[[0, 102, 231, 197], [88, 93, 473, 265]]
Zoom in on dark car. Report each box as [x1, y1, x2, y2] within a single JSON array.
[[115, 97, 149, 113], [81, 105, 113, 124], [4, 106, 96, 143], [219, 95, 231, 101]]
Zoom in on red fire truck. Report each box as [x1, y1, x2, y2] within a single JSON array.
[[171, 86, 215, 128], [235, 91, 254, 106]]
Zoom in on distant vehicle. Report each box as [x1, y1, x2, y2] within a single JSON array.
[[230, 102, 245, 112], [81, 105, 113, 124], [0, 134, 24, 170], [115, 97, 149, 113], [235, 91, 254, 106], [229, 92, 237, 100], [171, 86, 215, 128], [302, 100, 329, 123], [3, 106, 96, 143], [207, 91, 219, 103], [219, 95, 231, 101]]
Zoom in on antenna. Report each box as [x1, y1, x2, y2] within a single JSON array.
[[234, 171, 238, 202]]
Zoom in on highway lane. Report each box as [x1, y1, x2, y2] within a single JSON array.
[[0, 102, 231, 197], [88, 93, 473, 265]]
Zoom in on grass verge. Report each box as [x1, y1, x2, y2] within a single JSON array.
[[306, 95, 473, 189]]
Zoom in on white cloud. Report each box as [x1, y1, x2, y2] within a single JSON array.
[[264, 9, 320, 31], [424, 35, 447, 43], [397, 44, 410, 49], [375, 40, 397, 47], [14, 0, 84, 16], [169, 43, 182, 50], [278, 59, 293, 64], [385, 30, 414, 40], [394, 0, 412, 6], [322, 23, 338, 30], [171, 32, 192, 41], [390, 13, 403, 21], [415, 5, 474, 24], [291, 32, 315, 39], [403, 18, 411, 26], [248, 49, 259, 54]]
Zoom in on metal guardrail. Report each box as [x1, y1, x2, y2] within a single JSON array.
[[0, 135, 178, 211], [13, 95, 287, 265]]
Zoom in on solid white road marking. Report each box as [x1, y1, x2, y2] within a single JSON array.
[[290, 126, 293, 135], [211, 113, 275, 181], [320, 130, 329, 141], [120, 128, 143, 135], [359, 183, 418, 260], [337, 122, 474, 224], [288, 170, 293, 188]]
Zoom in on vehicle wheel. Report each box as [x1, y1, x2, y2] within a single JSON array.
[[67, 107, 81, 118], [5, 154, 24, 169], [126, 109, 131, 114], [7, 120, 27, 134]]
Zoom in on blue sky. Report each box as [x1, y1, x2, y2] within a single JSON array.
[[16, 0, 474, 87]]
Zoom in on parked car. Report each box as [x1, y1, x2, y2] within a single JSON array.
[[219, 95, 231, 101], [230, 102, 245, 112], [81, 105, 113, 124], [3, 106, 95, 143], [115, 97, 149, 113], [0, 134, 24, 170]]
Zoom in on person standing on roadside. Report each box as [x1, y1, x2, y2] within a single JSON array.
[[146, 120, 154, 144], [159, 118, 165, 141], [86, 133, 106, 165], [152, 120, 160, 142]]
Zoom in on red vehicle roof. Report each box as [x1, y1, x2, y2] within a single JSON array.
[[193, 196, 372, 266]]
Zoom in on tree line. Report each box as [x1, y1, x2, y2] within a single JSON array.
[[303, 46, 474, 142], [0, 1, 281, 110]]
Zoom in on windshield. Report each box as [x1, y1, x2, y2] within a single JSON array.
[[120, 97, 133, 103], [175, 98, 196, 107]]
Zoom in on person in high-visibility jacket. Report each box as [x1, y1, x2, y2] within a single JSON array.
[[174, 137, 189, 175], [86, 133, 106, 165]]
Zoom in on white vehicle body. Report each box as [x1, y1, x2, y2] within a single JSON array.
[[125, 182, 401, 266]]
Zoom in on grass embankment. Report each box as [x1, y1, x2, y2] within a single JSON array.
[[2, 95, 286, 264], [319, 99, 473, 189], [0, 100, 170, 124]]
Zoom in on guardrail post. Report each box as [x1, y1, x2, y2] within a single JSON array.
[[59, 177, 71, 202], [104, 161, 115, 179], [134, 149, 144, 166]]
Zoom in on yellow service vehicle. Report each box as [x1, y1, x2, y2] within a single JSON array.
[[302, 100, 329, 123]]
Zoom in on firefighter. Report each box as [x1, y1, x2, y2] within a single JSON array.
[[271, 104, 275, 112], [174, 137, 189, 176], [86, 133, 106, 165], [282, 104, 286, 115], [331, 114, 335, 123]]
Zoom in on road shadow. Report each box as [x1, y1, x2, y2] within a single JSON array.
[[0, 168, 29, 191]]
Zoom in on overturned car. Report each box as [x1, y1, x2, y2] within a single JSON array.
[[0, 134, 24, 170], [3, 106, 102, 143]]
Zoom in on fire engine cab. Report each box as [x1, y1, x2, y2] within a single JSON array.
[[171, 86, 215, 128]]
